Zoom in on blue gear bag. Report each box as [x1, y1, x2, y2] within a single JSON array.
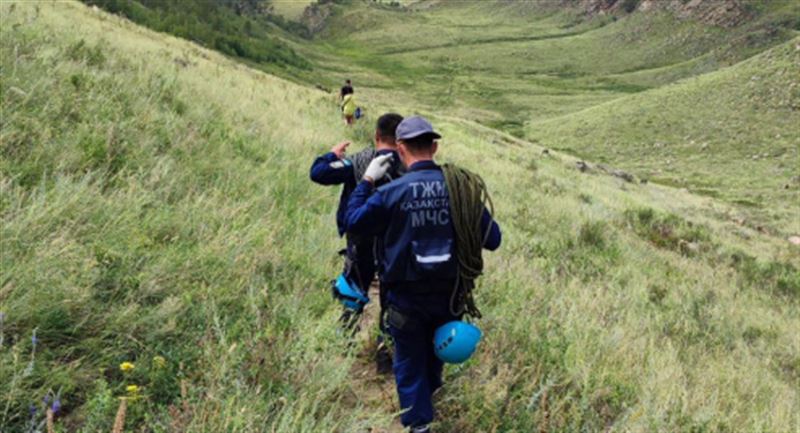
[[332, 274, 370, 312]]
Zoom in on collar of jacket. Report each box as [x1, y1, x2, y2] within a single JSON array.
[[409, 160, 439, 172]]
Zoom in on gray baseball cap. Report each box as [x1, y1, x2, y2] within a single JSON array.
[[395, 116, 442, 141]]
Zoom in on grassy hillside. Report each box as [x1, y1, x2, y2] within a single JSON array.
[[271, 0, 314, 21], [1, 2, 799, 433], [82, 0, 800, 233], [82, 0, 312, 71], [1, 3, 362, 431], [313, 0, 798, 123], [528, 37, 800, 236], [304, 0, 799, 234]]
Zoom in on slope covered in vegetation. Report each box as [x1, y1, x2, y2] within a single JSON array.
[[527, 37, 800, 233], [314, 0, 798, 123], [305, 0, 799, 235], [83, 0, 311, 69], [1, 2, 798, 433], [82, 1, 800, 234]]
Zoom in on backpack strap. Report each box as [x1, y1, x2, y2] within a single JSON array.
[[350, 148, 376, 183]]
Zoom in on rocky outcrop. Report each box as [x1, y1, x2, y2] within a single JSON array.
[[640, 0, 752, 27], [501, 0, 753, 28], [301, 1, 335, 35]]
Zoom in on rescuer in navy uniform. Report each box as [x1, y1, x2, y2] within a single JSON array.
[[345, 116, 502, 433], [309, 113, 404, 373]]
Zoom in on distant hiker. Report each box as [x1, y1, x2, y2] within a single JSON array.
[[345, 116, 501, 432], [340, 79, 354, 100], [309, 113, 405, 373], [340, 80, 357, 125], [341, 92, 357, 126]]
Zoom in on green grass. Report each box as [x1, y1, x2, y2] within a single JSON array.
[[301, 0, 799, 234], [311, 0, 797, 123], [271, 0, 314, 21], [1, 1, 799, 433], [2, 4, 375, 431], [528, 37, 800, 236], [81, 0, 312, 70]]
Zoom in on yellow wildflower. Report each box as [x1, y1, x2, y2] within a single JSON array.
[[119, 362, 135, 372], [126, 385, 140, 394], [152, 356, 166, 369]]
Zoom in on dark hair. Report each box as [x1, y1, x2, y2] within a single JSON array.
[[376, 113, 403, 142], [346, 79, 351, 84], [400, 133, 436, 152]]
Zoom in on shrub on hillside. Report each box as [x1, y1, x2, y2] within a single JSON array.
[[623, 207, 711, 256], [83, 0, 311, 69], [730, 251, 800, 298], [624, 209, 799, 298], [621, 0, 640, 14]]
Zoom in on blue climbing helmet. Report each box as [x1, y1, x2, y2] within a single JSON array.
[[433, 320, 482, 364], [331, 274, 369, 312]]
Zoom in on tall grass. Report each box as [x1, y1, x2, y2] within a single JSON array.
[[305, 0, 800, 241], [1, 2, 798, 432], [527, 36, 800, 236], [1, 3, 386, 431]]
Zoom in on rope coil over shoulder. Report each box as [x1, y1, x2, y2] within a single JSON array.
[[441, 163, 495, 319]]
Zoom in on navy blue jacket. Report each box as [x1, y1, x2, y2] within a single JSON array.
[[309, 149, 400, 236], [345, 160, 501, 286]]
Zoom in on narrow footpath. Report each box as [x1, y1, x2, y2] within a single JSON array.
[[348, 284, 406, 433]]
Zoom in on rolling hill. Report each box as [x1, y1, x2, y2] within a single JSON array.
[[528, 37, 800, 236], [300, 0, 799, 236]]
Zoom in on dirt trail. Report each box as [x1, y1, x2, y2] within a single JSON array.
[[348, 284, 406, 433]]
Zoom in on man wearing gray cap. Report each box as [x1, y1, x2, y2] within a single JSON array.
[[344, 116, 502, 432]]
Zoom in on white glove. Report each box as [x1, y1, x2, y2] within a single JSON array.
[[363, 154, 394, 184]]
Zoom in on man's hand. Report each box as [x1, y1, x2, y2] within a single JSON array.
[[331, 141, 350, 159], [363, 154, 394, 184]]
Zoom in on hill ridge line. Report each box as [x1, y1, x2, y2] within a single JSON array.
[[377, 29, 590, 55], [528, 35, 800, 128]]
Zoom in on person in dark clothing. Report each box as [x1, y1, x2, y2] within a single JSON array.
[[340, 79, 354, 101], [309, 113, 405, 373], [345, 116, 501, 433]]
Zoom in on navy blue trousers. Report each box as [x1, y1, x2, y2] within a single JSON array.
[[386, 291, 458, 428]]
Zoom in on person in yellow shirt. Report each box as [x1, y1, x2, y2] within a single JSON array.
[[341, 92, 357, 125]]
